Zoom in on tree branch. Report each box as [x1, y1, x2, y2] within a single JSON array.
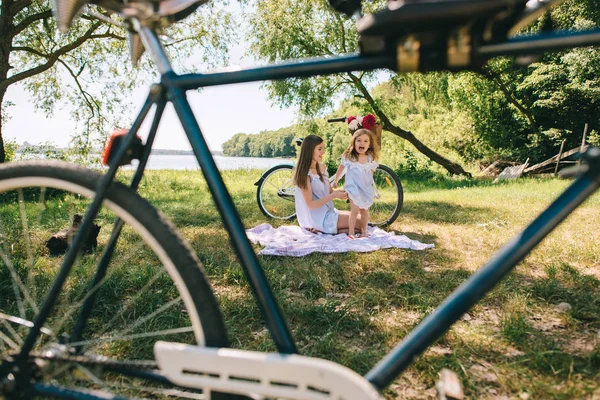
[[346, 72, 471, 176], [12, 9, 53, 36], [336, 14, 347, 53], [10, 46, 46, 57], [487, 70, 537, 133], [10, 0, 32, 15], [0, 22, 111, 92], [57, 58, 97, 116], [90, 32, 124, 41]]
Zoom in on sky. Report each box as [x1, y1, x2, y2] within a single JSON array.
[[4, 44, 299, 152], [3, 4, 388, 153]]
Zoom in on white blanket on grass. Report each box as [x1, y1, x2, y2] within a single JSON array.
[[246, 223, 434, 257]]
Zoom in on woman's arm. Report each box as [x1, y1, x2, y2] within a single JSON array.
[[299, 177, 346, 210]]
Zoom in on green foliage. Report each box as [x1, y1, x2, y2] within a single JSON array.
[[1, 0, 236, 162], [16, 141, 68, 161], [3, 138, 18, 162], [248, 0, 384, 117], [247, 0, 600, 172], [222, 127, 298, 157]]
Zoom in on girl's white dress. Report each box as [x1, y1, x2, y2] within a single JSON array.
[[295, 170, 339, 234], [342, 155, 378, 210]]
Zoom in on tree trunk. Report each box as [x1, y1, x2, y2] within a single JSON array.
[[0, 97, 5, 163], [348, 73, 471, 177], [488, 71, 537, 134], [0, 0, 14, 164]]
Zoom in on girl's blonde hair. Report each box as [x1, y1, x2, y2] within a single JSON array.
[[294, 135, 325, 190], [342, 129, 379, 162]]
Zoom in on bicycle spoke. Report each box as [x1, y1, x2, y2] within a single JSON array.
[[258, 166, 297, 220], [74, 376, 205, 399], [0, 318, 24, 346], [100, 268, 168, 336], [48, 363, 73, 381], [17, 190, 35, 274], [0, 248, 38, 318], [0, 312, 52, 336], [43, 275, 110, 346], [25, 187, 48, 307], [75, 364, 112, 392], [120, 386, 205, 399], [266, 180, 282, 190], [49, 240, 148, 338], [67, 326, 194, 348], [117, 297, 183, 338], [0, 330, 19, 351]]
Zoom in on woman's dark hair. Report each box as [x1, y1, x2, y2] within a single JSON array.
[[294, 135, 324, 190]]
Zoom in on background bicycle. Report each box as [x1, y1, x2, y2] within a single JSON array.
[[255, 118, 404, 226]]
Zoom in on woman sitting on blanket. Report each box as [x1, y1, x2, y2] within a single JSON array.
[[294, 135, 363, 234]]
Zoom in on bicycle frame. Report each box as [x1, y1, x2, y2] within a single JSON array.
[[15, 20, 600, 396]]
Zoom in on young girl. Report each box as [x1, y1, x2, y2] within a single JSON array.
[[294, 135, 362, 234], [333, 129, 379, 238]]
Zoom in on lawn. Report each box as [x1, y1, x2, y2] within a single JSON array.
[[134, 169, 599, 399], [1, 167, 598, 399]]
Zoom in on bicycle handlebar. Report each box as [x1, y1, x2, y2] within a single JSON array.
[[327, 117, 347, 123]]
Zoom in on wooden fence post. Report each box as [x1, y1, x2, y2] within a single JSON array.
[[578, 123, 588, 166], [554, 139, 566, 176]]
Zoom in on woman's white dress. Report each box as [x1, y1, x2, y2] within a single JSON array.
[[295, 170, 339, 234], [342, 155, 378, 210]]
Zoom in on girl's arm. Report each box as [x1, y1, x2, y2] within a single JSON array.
[[299, 177, 346, 210], [332, 164, 345, 189]]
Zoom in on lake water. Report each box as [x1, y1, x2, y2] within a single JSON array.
[[127, 154, 295, 171]]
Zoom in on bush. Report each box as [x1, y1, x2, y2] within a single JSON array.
[[4, 138, 18, 162]]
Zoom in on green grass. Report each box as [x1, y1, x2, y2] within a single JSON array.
[[4, 168, 600, 399], [129, 169, 600, 399]]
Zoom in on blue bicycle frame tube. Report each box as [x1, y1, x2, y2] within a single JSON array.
[[172, 31, 600, 91], [69, 93, 167, 345], [174, 54, 397, 91], [163, 72, 298, 354], [365, 149, 600, 390]]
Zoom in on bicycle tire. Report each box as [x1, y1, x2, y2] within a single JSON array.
[[256, 164, 297, 220], [0, 161, 238, 399], [369, 164, 403, 227]]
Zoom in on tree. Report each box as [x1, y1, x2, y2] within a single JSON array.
[[450, 0, 600, 163], [0, 0, 235, 163], [247, 0, 470, 176]]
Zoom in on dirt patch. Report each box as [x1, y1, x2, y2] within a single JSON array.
[[390, 371, 437, 399]]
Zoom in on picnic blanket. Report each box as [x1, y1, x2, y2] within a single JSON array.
[[246, 223, 434, 257]]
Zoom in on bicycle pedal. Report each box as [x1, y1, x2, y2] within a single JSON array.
[[155, 341, 381, 400]]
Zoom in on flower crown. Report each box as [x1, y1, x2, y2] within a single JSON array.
[[347, 114, 377, 132]]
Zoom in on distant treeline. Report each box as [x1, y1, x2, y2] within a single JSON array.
[[149, 149, 226, 156], [16, 147, 222, 156], [222, 128, 299, 157]]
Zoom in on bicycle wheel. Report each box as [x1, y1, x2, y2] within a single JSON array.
[[256, 164, 297, 220], [370, 164, 403, 226], [0, 161, 235, 399]]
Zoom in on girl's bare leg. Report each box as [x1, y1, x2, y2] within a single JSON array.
[[360, 208, 369, 236], [336, 210, 362, 233], [348, 201, 359, 237]]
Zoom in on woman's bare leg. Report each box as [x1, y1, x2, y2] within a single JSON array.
[[337, 210, 362, 234]]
